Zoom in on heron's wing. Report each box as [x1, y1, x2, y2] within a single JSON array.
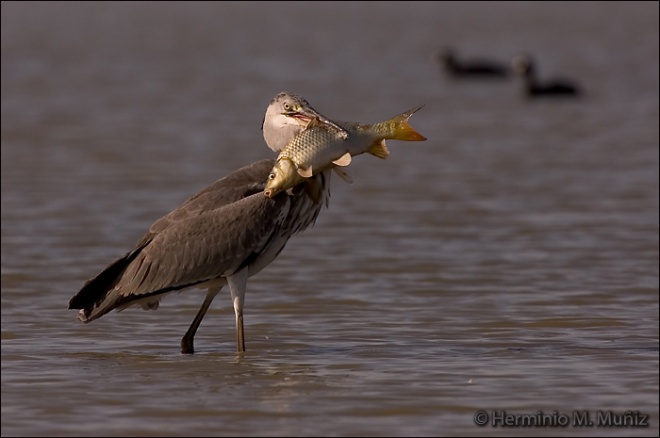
[[145, 159, 275, 237], [69, 158, 283, 319], [118, 189, 289, 296]]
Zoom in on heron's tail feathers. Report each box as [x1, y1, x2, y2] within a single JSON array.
[[69, 247, 147, 323]]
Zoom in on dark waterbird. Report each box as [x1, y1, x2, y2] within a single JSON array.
[[437, 47, 510, 79], [512, 54, 581, 97]]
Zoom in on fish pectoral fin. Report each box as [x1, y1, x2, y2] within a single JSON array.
[[332, 152, 352, 167], [333, 166, 353, 184], [297, 166, 314, 178], [368, 139, 390, 159]]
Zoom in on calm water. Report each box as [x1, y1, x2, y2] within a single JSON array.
[[2, 2, 658, 437]]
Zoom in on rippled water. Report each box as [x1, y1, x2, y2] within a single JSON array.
[[2, 2, 658, 437]]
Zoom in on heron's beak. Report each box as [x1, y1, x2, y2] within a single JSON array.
[[284, 108, 347, 137]]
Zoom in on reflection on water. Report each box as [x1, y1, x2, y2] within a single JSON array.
[[2, 2, 658, 436]]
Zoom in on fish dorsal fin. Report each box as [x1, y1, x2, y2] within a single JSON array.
[[308, 116, 348, 140], [297, 166, 314, 178], [324, 121, 349, 139], [333, 166, 353, 184], [332, 152, 352, 167], [368, 139, 390, 159]]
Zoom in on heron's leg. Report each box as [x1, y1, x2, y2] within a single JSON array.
[[227, 268, 249, 353], [181, 286, 221, 354]]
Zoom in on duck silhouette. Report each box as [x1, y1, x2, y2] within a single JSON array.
[[512, 54, 580, 97], [438, 47, 510, 79]]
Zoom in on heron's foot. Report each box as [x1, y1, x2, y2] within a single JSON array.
[[181, 336, 195, 354]]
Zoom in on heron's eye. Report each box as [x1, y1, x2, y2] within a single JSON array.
[[283, 103, 291, 111]]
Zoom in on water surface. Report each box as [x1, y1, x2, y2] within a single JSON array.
[[2, 2, 658, 436]]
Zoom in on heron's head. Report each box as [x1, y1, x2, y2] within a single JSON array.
[[262, 92, 341, 153], [264, 158, 302, 198]]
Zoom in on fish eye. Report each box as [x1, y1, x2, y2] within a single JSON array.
[[268, 172, 275, 180]]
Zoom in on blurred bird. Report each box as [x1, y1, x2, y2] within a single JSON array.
[[437, 47, 510, 78], [512, 54, 580, 97], [69, 92, 339, 354]]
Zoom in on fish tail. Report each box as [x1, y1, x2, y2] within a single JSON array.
[[388, 105, 427, 142]]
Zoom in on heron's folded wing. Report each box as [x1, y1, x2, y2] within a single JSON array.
[[117, 190, 289, 296]]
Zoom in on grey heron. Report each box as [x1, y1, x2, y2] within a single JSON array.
[[69, 92, 337, 353]]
